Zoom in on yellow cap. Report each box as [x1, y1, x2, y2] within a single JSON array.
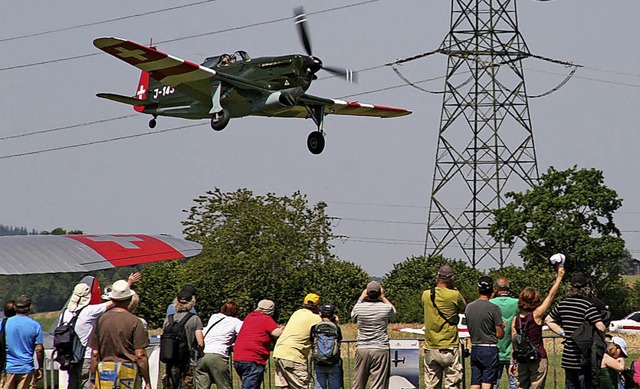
[[304, 293, 320, 305]]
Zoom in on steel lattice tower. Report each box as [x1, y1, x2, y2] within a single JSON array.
[[424, 0, 539, 268]]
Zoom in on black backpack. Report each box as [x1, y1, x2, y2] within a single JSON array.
[[0, 318, 8, 371], [512, 313, 540, 364], [311, 321, 341, 365], [53, 308, 86, 370], [160, 313, 194, 365]]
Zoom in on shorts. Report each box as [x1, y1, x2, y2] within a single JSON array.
[[470, 345, 499, 385]]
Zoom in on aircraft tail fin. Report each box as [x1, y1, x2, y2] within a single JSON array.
[[133, 70, 151, 112]]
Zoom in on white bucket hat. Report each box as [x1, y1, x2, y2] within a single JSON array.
[[108, 280, 135, 301], [68, 283, 91, 312]]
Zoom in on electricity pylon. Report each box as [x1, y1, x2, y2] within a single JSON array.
[[424, 0, 539, 268]]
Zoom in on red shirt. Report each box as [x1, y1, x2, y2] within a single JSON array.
[[233, 311, 278, 365]]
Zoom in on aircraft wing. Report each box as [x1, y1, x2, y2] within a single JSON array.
[[259, 94, 411, 118], [93, 37, 216, 103], [0, 234, 202, 274]]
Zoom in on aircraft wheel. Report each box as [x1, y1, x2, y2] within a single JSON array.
[[149, 118, 157, 129], [307, 131, 325, 154], [211, 109, 230, 131]]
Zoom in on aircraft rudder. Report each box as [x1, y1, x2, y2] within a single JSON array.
[[133, 71, 150, 113]]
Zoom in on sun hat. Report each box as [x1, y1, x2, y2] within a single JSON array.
[[611, 336, 628, 358], [107, 280, 135, 301], [68, 283, 91, 312]]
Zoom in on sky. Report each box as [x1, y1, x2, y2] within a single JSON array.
[[1, 1, 639, 277]]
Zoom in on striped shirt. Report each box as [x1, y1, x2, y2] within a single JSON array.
[[351, 301, 396, 349], [548, 297, 601, 370]]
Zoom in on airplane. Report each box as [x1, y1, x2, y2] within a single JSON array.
[[92, 8, 411, 154], [0, 234, 201, 389], [0, 234, 202, 274], [393, 314, 470, 338]]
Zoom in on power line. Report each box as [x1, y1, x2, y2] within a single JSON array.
[[0, 123, 203, 160], [0, 0, 378, 73], [0, 1, 215, 44], [0, 115, 137, 141]]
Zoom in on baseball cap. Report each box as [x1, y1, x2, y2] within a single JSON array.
[[177, 290, 193, 304], [304, 293, 320, 305], [257, 299, 275, 315], [15, 295, 32, 308], [437, 265, 455, 279], [478, 276, 493, 292], [366, 281, 382, 294], [320, 303, 336, 317], [180, 285, 197, 298]]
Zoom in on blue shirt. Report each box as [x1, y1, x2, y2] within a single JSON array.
[[165, 304, 196, 317], [3, 315, 43, 373]]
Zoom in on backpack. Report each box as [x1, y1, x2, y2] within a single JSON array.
[[0, 318, 8, 371], [619, 358, 640, 389], [511, 314, 540, 364], [160, 313, 194, 365], [53, 308, 86, 370], [311, 321, 340, 365]]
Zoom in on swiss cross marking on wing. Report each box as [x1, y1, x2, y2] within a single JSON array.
[[114, 47, 148, 61], [87, 235, 143, 249]]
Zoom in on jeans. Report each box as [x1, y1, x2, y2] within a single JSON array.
[[314, 362, 342, 389], [494, 360, 517, 389], [233, 361, 266, 389], [565, 369, 592, 389]]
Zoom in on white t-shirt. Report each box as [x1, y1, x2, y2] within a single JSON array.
[[202, 313, 243, 356], [61, 303, 109, 359]]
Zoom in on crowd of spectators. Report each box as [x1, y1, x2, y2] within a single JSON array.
[[1, 262, 636, 389]]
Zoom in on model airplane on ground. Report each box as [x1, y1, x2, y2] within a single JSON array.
[[0, 234, 202, 274], [93, 8, 411, 154]]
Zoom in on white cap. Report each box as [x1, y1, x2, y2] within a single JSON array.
[[550, 253, 566, 265]]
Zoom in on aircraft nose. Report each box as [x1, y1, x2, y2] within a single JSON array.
[[304, 56, 323, 74]]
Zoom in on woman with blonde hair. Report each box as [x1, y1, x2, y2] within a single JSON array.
[[509, 267, 565, 389]]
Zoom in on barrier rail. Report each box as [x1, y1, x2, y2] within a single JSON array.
[[40, 335, 640, 388]]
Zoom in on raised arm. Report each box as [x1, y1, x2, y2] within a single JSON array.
[[533, 267, 565, 323]]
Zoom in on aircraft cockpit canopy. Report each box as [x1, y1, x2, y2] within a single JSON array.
[[201, 51, 251, 68]]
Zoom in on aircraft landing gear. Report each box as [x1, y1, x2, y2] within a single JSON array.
[[305, 105, 326, 154], [149, 116, 157, 129], [211, 108, 230, 131], [307, 131, 325, 154]]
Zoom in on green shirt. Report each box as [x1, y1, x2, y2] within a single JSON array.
[[489, 296, 520, 361], [422, 287, 465, 349]]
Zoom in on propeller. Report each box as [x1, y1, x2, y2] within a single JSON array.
[[293, 7, 358, 83]]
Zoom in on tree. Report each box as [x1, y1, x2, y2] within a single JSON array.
[[382, 255, 483, 323], [489, 166, 630, 317], [137, 188, 368, 328]]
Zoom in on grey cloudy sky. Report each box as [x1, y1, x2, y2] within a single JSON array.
[[1, 1, 639, 277]]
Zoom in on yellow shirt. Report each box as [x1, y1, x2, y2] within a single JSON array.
[[422, 287, 465, 348], [272, 308, 321, 363]]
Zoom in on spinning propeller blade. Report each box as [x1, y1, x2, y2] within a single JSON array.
[[293, 7, 358, 83]]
